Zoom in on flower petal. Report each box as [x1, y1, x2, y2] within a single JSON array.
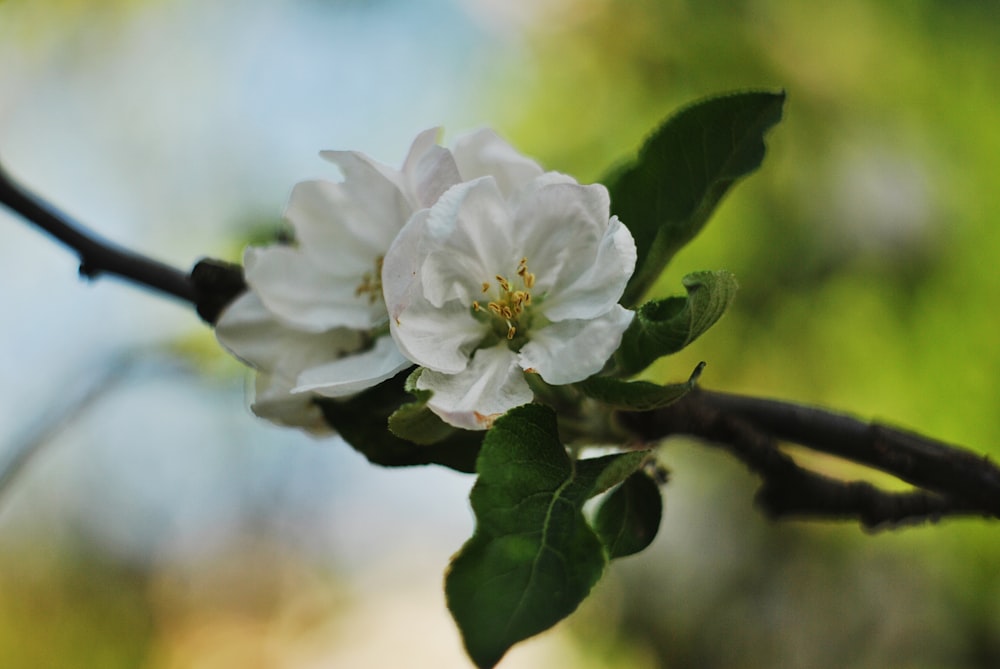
[[452, 128, 544, 199], [538, 214, 637, 322], [292, 335, 412, 398], [419, 177, 515, 306], [518, 305, 634, 384], [384, 208, 488, 373], [401, 128, 462, 208], [244, 245, 383, 331], [216, 292, 364, 433], [252, 372, 332, 434], [390, 292, 487, 374], [383, 180, 511, 373], [285, 177, 404, 265], [500, 179, 604, 297], [215, 292, 363, 370], [417, 344, 533, 430], [401, 127, 443, 174], [503, 173, 587, 283]]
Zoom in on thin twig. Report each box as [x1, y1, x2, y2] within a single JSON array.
[[0, 159, 197, 303]]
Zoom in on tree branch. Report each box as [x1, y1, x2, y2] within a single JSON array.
[[0, 159, 245, 323], [620, 389, 1000, 530], [5, 157, 998, 531]]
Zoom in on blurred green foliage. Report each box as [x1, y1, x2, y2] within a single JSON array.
[[489, 0, 1000, 666], [0, 544, 152, 667], [499, 0, 999, 438]]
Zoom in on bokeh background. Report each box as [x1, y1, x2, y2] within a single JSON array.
[[2, 0, 999, 666]]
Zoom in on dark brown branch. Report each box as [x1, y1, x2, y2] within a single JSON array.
[[620, 389, 1000, 530], [697, 391, 1000, 515], [4, 157, 997, 530], [1, 159, 245, 323]]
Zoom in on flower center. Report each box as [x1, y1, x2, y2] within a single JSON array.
[[472, 257, 535, 341], [355, 255, 384, 305]]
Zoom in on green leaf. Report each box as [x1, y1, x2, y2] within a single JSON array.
[[616, 270, 738, 376], [594, 471, 663, 559], [575, 364, 702, 411], [317, 369, 482, 473], [445, 404, 649, 668], [579, 449, 651, 498], [606, 91, 785, 305]]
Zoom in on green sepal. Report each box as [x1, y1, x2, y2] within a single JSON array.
[[605, 90, 785, 305], [316, 369, 482, 473], [615, 270, 737, 376], [387, 369, 457, 445], [445, 404, 650, 668], [594, 471, 663, 559]]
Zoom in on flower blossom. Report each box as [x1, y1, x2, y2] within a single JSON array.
[[215, 128, 546, 430], [382, 173, 637, 430]]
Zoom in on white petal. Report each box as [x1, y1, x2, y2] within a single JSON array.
[[319, 149, 421, 227], [401, 127, 443, 175], [384, 208, 487, 373], [518, 305, 634, 385], [383, 180, 510, 372], [451, 129, 545, 199], [401, 128, 462, 208], [504, 180, 606, 297], [382, 208, 430, 327], [502, 172, 589, 292], [417, 344, 533, 430], [244, 246, 384, 331], [252, 372, 332, 434], [539, 214, 637, 322], [507, 170, 580, 207], [390, 292, 487, 374], [309, 152, 413, 251], [283, 180, 388, 268], [215, 292, 363, 433], [292, 335, 411, 398], [421, 178, 515, 299], [215, 292, 363, 371]]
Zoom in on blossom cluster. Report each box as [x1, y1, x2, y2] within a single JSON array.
[[215, 129, 637, 432]]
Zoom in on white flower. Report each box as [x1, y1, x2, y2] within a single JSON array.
[[382, 174, 637, 430], [215, 292, 400, 433], [215, 128, 547, 430]]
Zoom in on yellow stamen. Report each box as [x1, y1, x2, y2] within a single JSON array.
[[477, 258, 537, 343], [354, 255, 385, 305]]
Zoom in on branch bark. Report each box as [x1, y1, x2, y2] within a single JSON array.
[[620, 389, 1000, 530], [5, 156, 999, 531], [0, 159, 244, 323]]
